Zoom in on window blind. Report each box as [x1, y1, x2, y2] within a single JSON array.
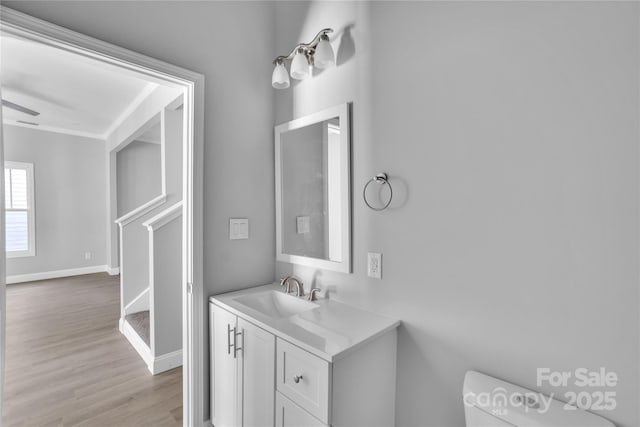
[[5, 163, 34, 256]]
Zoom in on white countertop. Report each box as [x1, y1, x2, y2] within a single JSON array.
[[209, 283, 400, 362]]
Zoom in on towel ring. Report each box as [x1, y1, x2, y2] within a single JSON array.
[[363, 173, 393, 211]]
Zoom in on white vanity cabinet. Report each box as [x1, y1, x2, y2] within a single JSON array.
[[210, 304, 275, 427], [210, 286, 399, 427], [273, 332, 398, 427]]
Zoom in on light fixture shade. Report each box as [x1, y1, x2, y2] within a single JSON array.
[[272, 62, 290, 89], [290, 50, 310, 80], [314, 37, 335, 69]]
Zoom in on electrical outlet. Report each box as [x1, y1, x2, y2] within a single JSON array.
[[84, 251, 92, 260], [367, 252, 382, 279]]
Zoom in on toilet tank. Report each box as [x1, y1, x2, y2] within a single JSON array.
[[463, 371, 615, 427]]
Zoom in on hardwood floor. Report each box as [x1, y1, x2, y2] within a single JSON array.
[[3, 273, 182, 426]]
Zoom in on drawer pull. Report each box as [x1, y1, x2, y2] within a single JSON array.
[[293, 375, 303, 384]]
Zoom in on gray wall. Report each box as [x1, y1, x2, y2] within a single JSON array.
[[120, 109, 182, 314], [2, 2, 277, 422], [116, 139, 161, 217], [3, 126, 107, 276], [6, 2, 639, 427], [152, 215, 182, 356], [274, 2, 639, 427]]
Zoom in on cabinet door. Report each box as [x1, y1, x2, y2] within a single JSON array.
[[239, 318, 276, 427], [210, 304, 239, 427], [275, 392, 327, 427]]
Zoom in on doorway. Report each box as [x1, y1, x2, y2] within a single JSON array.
[[0, 6, 205, 425]]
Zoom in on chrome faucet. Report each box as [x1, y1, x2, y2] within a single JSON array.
[[287, 277, 304, 297], [279, 276, 292, 293], [280, 276, 304, 297]]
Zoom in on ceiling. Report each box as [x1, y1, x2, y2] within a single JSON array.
[[1, 33, 160, 140]]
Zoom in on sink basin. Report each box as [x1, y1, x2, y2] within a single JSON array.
[[289, 316, 350, 349], [233, 290, 317, 319]]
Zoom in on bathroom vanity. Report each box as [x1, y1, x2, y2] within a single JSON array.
[[208, 102, 399, 426], [209, 284, 399, 427]]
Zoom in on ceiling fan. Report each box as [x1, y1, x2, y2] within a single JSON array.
[[1, 99, 40, 117]]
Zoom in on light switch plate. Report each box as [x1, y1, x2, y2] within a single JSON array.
[[297, 216, 310, 234], [229, 218, 249, 240], [367, 252, 382, 279]]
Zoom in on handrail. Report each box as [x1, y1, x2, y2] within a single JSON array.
[[115, 194, 167, 227], [142, 201, 183, 231]]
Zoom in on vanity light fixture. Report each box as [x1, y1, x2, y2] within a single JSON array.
[[271, 28, 335, 89]]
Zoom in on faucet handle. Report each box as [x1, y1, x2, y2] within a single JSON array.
[[307, 288, 321, 301]]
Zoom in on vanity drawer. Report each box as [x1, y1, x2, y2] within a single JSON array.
[[276, 338, 330, 423], [276, 392, 328, 427]]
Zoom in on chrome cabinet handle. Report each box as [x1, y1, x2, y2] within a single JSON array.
[[233, 328, 243, 359], [227, 324, 234, 355], [293, 375, 303, 384]]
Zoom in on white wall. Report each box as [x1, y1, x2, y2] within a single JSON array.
[[3, 125, 107, 276], [116, 139, 161, 217], [274, 2, 639, 427], [1, 2, 277, 422]]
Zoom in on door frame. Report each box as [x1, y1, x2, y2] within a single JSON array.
[[0, 7, 206, 426]]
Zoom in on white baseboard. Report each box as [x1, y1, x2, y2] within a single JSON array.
[[124, 287, 150, 315], [7, 265, 112, 284], [107, 266, 120, 275], [120, 317, 152, 368], [153, 349, 183, 374], [120, 317, 182, 375]]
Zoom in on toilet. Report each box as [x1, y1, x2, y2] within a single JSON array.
[[463, 371, 615, 426]]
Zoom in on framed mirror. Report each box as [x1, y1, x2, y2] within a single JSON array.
[[275, 103, 351, 273]]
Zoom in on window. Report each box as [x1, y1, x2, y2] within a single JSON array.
[[5, 162, 35, 258]]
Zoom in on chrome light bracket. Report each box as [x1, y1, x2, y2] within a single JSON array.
[[272, 28, 333, 65]]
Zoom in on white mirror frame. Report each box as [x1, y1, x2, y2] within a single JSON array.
[[275, 103, 351, 273]]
